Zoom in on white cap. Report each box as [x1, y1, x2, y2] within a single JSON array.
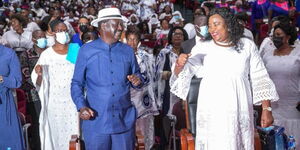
[[91, 8, 122, 27]]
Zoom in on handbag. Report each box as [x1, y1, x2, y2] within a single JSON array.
[[69, 113, 85, 150], [256, 125, 288, 150]]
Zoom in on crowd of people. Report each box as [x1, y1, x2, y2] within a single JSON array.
[[0, 0, 300, 150]]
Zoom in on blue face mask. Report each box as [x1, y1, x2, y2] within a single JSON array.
[[196, 25, 208, 37], [36, 38, 47, 48], [174, 15, 180, 20], [16, 8, 21, 12], [199, 25, 208, 37]]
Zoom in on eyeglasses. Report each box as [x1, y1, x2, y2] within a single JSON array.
[[172, 32, 184, 36], [54, 29, 68, 33]]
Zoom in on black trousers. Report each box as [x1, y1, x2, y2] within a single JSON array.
[[27, 100, 41, 150]]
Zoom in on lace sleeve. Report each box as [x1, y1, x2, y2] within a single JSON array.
[[169, 63, 195, 100], [249, 41, 279, 105]]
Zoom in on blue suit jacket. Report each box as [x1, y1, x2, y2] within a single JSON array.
[[71, 38, 143, 134]]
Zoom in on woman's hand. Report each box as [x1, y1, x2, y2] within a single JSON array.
[[174, 53, 191, 76], [261, 110, 274, 128], [162, 71, 171, 80], [35, 65, 43, 76], [79, 107, 95, 120]]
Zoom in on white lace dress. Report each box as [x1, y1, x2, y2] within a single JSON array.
[[262, 46, 300, 149], [170, 38, 279, 150], [31, 47, 78, 150]]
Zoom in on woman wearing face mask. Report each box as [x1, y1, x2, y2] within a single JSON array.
[[31, 20, 78, 150], [71, 16, 90, 46], [172, 8, 278, 150], [259, 15, 290, 57], [262, 23, 300, 146], [19, 30, 47, 150]]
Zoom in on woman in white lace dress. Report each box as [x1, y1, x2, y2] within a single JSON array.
[[170, 8, 278, 150], [31, 21, 78, 150], [262, 23, 300, 149]]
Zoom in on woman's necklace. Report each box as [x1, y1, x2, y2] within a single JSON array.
[[172, 47, 181, 55], [214, 40, 234, 47]]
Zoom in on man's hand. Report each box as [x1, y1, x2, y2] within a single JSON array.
[[35, 65, 43, 76], [79, 107, 94, 120], [261, 110, 274, 128], [127, 75, 141, 86], [174, 53, 191, 76]]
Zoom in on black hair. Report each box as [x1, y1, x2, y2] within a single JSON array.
[[0, 16, 7, 25], [235, 12, 248, 23], [194, 7, 207, 16], [167, 26, 189, 45], [49, 18, 64, 32], [274, 23, 298, 45], [11, 14, 28, 28], [125, 26, 141, 41], [39, 16, 51, 31], [163, 5, 172, 13], [81, 31, 98, 44], [202, 2, 215, 11], [137, 21, 149, 34], [271, 15, 290, 25], [207, 8, 244, 52]]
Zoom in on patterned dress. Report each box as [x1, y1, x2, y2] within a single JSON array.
[[131, 46, 158, 150], [155, 45, 180, 115]]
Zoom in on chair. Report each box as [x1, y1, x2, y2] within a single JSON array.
[[16, 89, 31, 150], [179, 77, 201, 150]]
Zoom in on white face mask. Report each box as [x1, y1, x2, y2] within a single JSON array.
[[86, 40, 93, 43], [269, 28, 274, 37], [55, 32, 70, 44]]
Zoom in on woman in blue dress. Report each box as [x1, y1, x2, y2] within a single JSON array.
[[268, 0, 291, 30], [251, 0, 271, 42], [0, 44, 25, 150]]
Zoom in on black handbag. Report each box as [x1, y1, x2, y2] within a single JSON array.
[[256, 125, 288, 150]]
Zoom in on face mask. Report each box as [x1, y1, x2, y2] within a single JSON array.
[[0, 24, 4, 29], [55, 32, 70, 45], [196, 25, 208, 37], [269, 28, 274, 36], [79, 24, 88, 33], [85, 40, 93, 43], [272, 36, 284, 49], [174, 15, 180, 20], [199, 25, 208, 37], [36, 38, 47, 48], [16, 8, 21, 12]]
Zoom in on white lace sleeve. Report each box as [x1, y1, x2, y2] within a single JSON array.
[[249, 41, 279, 105], [170, 52, 204, 100]]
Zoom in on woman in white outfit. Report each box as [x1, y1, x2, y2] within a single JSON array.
[[170, 8, 278, 150], [262, 23, 300, 149], [32, 20, 78, 150]]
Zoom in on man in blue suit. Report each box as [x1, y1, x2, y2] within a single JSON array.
[[71, 8, 143, 150]]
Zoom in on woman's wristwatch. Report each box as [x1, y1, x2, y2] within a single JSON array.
[[0, 75, 3, 83], [263, 107, 272, 111]]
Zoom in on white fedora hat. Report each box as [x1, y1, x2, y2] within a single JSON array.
[[91, 8, 122, 27]]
